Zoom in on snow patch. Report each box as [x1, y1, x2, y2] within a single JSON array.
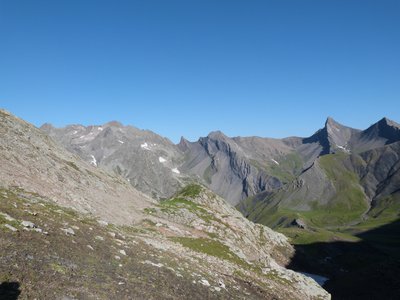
[[98, 127, 103, 131], [118, 140, 124, 144], [90, 155, 97, 166], [72, 130, 78, 135], [271, 159, 279, 165], [172, 168, 180, 174], [141, 142, 151, 150], [336, 145, 351, 153], [159, 157, 167, 163]]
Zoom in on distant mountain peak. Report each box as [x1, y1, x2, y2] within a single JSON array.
[[362, 117, 400, 145], [325, 116, 338, 125], [40, 123, 55, 131], [324, 117, 349, 131], [104, 120, 123, 127], [177, 136, 191, 152], [207, 130, 228, 140], [378, 117, 400, 128]]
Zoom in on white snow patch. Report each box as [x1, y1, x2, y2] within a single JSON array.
[[172, 168, 180, 174], [271, 159, 279, 165], [72, 130, 78, 135], [98, 127, 103, 131], [90, 155, 97, 166], [79, 135, 85, 139], [159, 157, 167, 163], [118, 140, 124, 144], [141, 142, 151, 150], [336, 145, 351, 153]]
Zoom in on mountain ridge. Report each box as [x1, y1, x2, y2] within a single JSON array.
[[40, 116, 400, 207]]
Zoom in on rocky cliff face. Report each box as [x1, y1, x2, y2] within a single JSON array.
[[179, 131, 285, 205]]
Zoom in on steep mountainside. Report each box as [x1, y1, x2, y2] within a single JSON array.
[[0, 110, 154, 225], [41, 122, 188, 199], [0, 110, 329, 299], [240, 122, 400, 230], [178, 131, 289, 206]]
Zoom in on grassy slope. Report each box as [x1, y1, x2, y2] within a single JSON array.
[[0, 187, 227, 299], [238, 151, 400, 298], [242, 153, 370, 237]]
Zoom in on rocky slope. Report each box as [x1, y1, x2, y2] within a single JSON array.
[[0, 110, 330, 299], [41, 121, 187, 200], [0, 110, 154, 225]]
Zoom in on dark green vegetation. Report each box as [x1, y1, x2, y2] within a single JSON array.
[[176, 184, 203, 198]]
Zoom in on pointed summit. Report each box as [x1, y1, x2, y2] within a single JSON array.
[[324, 117, 350, 132], [305, 117, 360, 155], [40, 123, 55, 131], [325, 116, 338, 126], [177, 136, 191, 152], [377, 117, 400, 128], [362, 117, 400, 145]]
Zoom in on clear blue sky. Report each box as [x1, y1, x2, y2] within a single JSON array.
[[1, 1, 399, 143]]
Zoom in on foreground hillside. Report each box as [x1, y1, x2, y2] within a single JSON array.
[[0, 110, 329, 299], [0, 185, 329, 299]]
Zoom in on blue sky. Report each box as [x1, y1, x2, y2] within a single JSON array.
[[1, 0, 399, 142]]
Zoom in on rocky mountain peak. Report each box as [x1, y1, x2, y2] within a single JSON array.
[[104, 120, 124, 128], [39, 122, 55, 131], [207, 130, 229, 141], [325, 116, 339, 127], [324, 117, 349, 133], [304, 117, 359, 155], [378, 117, 400, 128], [362, 117, 400, 145], [177, 136, 191, 152]]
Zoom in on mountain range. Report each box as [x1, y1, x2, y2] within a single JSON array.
[[0, 109, 329, 299], [41, 115, 400, 227], [2, 108, 400, 299]]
